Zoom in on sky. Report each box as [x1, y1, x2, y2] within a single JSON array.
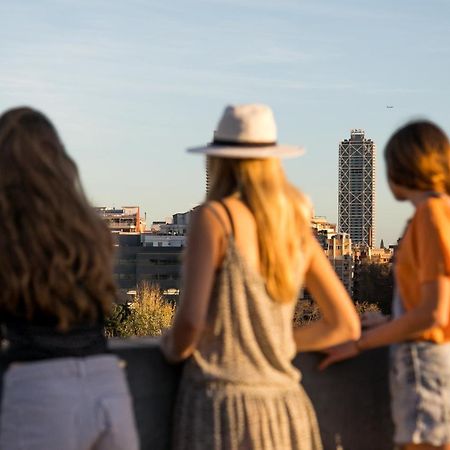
[[0, 0, 449, 245]]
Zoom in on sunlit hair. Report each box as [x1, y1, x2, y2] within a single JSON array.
[[384, 120, 450, 194], [0, 107, 116, 330], [207, 157, 311, 303]]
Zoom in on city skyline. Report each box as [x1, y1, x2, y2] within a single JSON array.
[[1, 0, 449, 245]]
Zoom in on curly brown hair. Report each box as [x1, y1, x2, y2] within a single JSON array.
[[384, 120, 450, 194], [0, 107, 116, 330]]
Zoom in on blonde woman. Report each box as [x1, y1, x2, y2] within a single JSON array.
[[321, 121, 450, 450], [161, 104, 360, 450]]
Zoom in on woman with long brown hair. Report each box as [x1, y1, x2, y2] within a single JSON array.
[[0, 107, 138, 450], [161, 104, 360, 449], [321, 121, 450, 450]]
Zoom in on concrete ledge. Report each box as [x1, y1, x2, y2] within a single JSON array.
[[110, 340, 394, 449], [295, 348, 394, 450], [1, 340, 394, 450], [110, 338, 182, 449]]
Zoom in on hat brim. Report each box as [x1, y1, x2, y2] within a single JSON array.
[[187, 144, 305, 159]]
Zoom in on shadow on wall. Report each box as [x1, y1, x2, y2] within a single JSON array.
[[0, 339, 394, 450]]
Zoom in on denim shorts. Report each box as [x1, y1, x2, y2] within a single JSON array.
[[0, 355, 139, 450], [390, 341, 450, 445]]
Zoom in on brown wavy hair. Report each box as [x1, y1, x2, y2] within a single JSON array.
[[385, 120, 450, 194], [0, 107, 116, 330], [207, 157, 311, 303]]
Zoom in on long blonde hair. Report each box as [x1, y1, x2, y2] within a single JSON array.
[[207, 157, 310, 303]]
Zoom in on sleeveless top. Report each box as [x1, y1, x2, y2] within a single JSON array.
[[173, 201, 322, 450]]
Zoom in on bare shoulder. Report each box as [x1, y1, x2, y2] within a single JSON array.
[[223, 196, 255, 221], [188, 202, 231, 267], [206, 197, 251, 231], [189, 202, 230, 239]]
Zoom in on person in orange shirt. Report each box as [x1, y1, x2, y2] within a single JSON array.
[[321, 120, 450, 450]]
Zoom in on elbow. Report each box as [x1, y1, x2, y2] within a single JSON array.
[[337, 312, 361, 341], [324, 313, 361, 342], [346, 317, 361, 341], [414, 307, 449, 331], [428, 311, 449, 330]]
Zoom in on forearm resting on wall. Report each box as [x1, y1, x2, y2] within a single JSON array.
[[294, 316, 360, 352], [358, 278, 450, 350]]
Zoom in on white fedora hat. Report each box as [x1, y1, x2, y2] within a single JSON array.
[[187, 104, 305, 159]]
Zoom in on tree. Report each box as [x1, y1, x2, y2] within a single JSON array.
[[294, 299, 380, 327], [105, 283, 175, 337], [353, 262, 393, 315]]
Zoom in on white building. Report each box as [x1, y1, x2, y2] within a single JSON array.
[[141, 234, 186, 248], [96, 206, 145, 233], [312, 217, 353, 295]]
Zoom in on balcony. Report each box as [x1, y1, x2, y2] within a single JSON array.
[[0, 339, 393, 450]]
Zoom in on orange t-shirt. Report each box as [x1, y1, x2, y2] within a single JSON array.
[[395, 196, 450, 343]]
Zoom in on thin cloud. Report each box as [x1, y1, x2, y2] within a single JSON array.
[[220, 46, 343, 67]]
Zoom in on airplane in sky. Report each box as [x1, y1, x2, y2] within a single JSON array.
[[386, 105, 394, 109]]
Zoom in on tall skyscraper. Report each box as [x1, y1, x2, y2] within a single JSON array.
[[338, 129, 376, 247], [205, 131, 216, 196], [206, 156, 210, 195]]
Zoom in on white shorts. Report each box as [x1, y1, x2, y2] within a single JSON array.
[[0, 355, 139, 450]]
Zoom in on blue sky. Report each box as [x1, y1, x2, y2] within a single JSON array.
[[1, 0, 449, 245]]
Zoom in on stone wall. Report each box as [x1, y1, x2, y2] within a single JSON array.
[[0, 339, 394, 450]]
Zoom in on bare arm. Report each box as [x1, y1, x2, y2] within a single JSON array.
[[359, 277, 450, 349], [319, 276, 450, 369], [293, 238, 361, 352], [361, 311, 390, 329], [160, 206, 224, 363]]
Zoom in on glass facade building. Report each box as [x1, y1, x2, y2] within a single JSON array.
[[338, 129, 375, 247]]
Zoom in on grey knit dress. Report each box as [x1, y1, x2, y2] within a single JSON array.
[[173, 206, 323, 450]]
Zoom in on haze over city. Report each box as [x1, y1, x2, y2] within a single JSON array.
[[1, 0, 449, 245]]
